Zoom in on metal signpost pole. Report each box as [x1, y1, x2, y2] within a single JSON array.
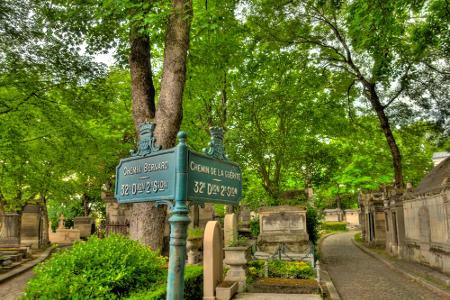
[[166, 132, 190, 300]]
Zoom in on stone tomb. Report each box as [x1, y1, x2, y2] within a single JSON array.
[[74, 216, 95, 239], [323, 208, 343, 222], [20, 204, 42, 249], [0, 212, 21, 248], [49, 214, 80, 244], [257, 206, 310, 261], [344, 209, 360, 227]]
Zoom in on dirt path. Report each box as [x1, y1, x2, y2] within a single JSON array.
[[0, 269, 34, 300]]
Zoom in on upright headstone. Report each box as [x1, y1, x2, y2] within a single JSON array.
[[58, 214, 65, 229], [239, 206, 251, 227], [20, 204, 41, 249], [0, 212, 21, 247], [203, 221, 223, 300], [199, 203, 215, 228], [224, 213, 238, 247], [74, 216, 94, 238]]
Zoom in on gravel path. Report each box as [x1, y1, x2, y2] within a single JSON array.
[[321, 231, 442, 300], [0, 269, 33, 300]]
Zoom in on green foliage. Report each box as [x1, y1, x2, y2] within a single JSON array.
[[321, 221, 348, 232], [354, 232, 363, 243], [248, 260, 314, 280], [306, 206, 320, 247], [23, 235, 166, 299], [126, 265, 203, 300], [228, 236, 249, 247], [187, 227, 204, 239], [249, 217, 260, 238]]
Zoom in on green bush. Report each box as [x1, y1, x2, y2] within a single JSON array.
[[247, 260, 314, 280], [249, 217, 260, 238], [306, 206, 320, 261], [126, 265, 203, 300], [321, 221, 347, 232], [23, 235, 166, 299]]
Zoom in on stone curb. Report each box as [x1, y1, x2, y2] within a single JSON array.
[[352, 238, 450, 300], [318, 233, 341, 300], [0, 245, 57, 284]]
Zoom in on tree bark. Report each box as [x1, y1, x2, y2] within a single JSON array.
[[128, 21, 166, 251], [129, 0, 193, 251], [154, 0, 193, 148], [129, 27, 156, 133], [366, 84, 404, 188]]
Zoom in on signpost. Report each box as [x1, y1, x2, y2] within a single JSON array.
[[115, 123, 242, 300]]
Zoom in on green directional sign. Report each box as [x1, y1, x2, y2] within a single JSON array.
[[187, 151, 242, 205], [115, 150, 176, 204]]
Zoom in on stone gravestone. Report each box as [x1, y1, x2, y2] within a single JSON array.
[[257, 206, 310, 262], [49, 214, 80, 244], [199, 203, 215, 228], [203, 221, 223, 300], [0, 212, 21, 247], [239, 206, 251, 228], [20, 204, 41, 249], [323, 208, 344, 222], [344, 209, 360, 227], [74, 216, 95, 239], [224, 213, 238, 247]]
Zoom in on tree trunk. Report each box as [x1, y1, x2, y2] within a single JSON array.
[[154, 0, 193, 148], [128, 22, 166, 251], [129, 0, 193, 251], [367, 84, 404, 188], [129, 27, 156, 133], [39, 195, 50, 248]]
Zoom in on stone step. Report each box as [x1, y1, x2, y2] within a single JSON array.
[[234, 293, 322, 300]]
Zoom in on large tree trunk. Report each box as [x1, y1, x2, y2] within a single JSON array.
[[129, 27, 156, 133], [128, 23, 166, 251], [129, 0, 193, 251], [367, 84, 404, 188], [154, 0, 193, 148]]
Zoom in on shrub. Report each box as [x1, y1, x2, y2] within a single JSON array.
[[320, 221, 347, 232], [247, 260, 314, 280], [23, 235, 166, 299], [187, 227, 204, 239], [126, 265, 203, 300], [249, 217, 260, 238]]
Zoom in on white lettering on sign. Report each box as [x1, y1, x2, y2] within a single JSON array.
[[192, 180, 238, 198], [120, 180, 168, 197], [189, 162, 241, 181], [123, 161, 169, 176]]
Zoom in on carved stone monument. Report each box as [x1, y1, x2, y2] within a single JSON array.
[[323, 208, 344, 222], [20, 204, 41, 249], [74, 216, 95, 239], [0, 212, 21, 247], [256, 206, 310, 261], [49, 214, 80, 244]]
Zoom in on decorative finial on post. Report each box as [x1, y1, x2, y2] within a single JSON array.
[[177, 131, 187, 145], [131, 122, 161, 157], [203, 127, 228, 160]]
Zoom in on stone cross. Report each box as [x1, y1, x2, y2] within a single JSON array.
[[58, 214, 65, 229], [203, 221, 223, 300]]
